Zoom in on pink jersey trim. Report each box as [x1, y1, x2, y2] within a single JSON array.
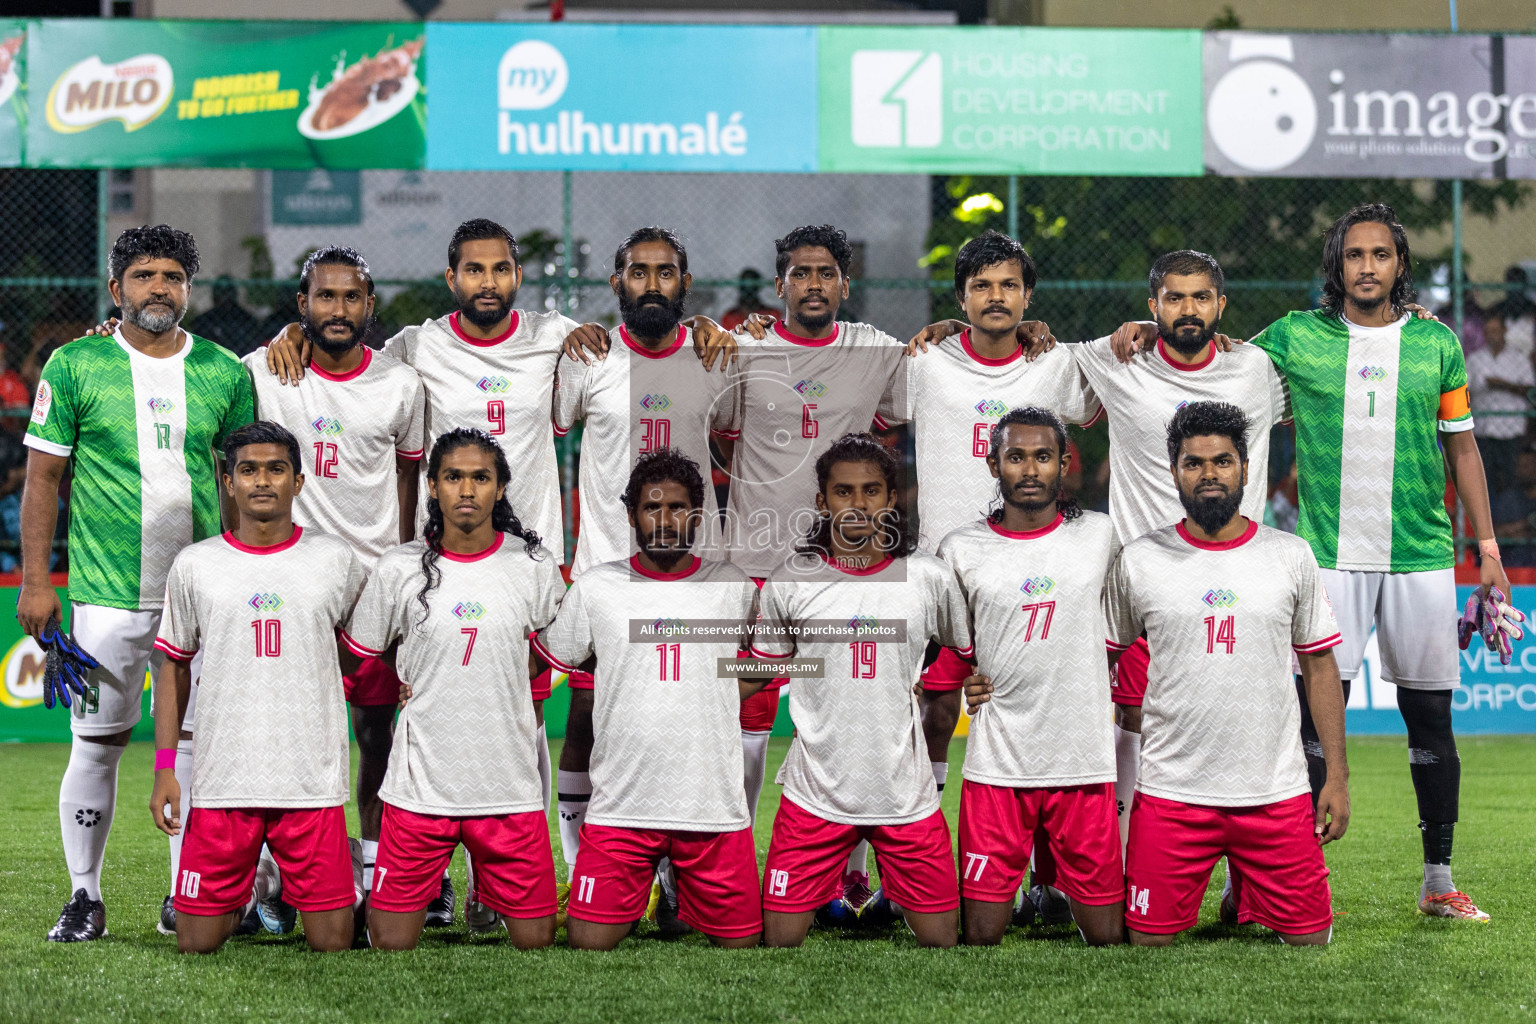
[[748, 643, 794, 660], [959, 328, 1023, 367], [395, 448, 424, 461], [1175, 519, 1258, 551], [620, 324, 687, 359], [449, 309, 520, 347], [529, 633, 579, 673], [1294, 633, 1343, 654], [308, 346, 372, 382], [820, 554, 894, 577], [773, 321, 839, 347], [222, 526, 303, 555], [1156, 336, 1216, 372], [1106, 639, 1131, 652], [711, 428, 740, 440], [871, 414, 891, 430], [154, 637, 196, 662], [1081, 406, 1106, 428], [441, 532, 505, 563], [987, 514, 1063, 540], [340, 630, 384, 659], [552, 421, 570, 438], [951, 643, 975, 659], [628, 553, 702, 580]]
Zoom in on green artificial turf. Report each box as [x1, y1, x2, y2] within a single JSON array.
[[1, 736, 1532, 1024]]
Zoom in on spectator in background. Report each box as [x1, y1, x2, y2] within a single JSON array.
[[0, 430, 62, 572], [720, 268, 776, 330], [189, 275, 261, 356], [1491, 447, 1536, 569], [0, 336, 32, 413], [1490, 265, 1535, 361], [1465, 313, 1533, 496]]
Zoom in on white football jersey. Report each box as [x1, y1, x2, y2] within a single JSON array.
[[1072, 337, 1288, 544], [343, 533, 565, 817], [534, 555, 757, 831], [939, 512, 1119, 788], [244, 347, 425, 567], [1105, 521, 1341, 807], [881, 332, 1101, 550], [719, 321, 907, 577], [383, 310, 576, 562], [554, 326, 736, 578], [155, 528, 365, 809], [751, 552, 972, 825]]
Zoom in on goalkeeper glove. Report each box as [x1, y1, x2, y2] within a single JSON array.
[[38, 617, 99, 711], [1458, 587, 1526, 667]]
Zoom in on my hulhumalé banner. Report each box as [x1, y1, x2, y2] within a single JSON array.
[[25, 19, 425, 169], [0, 20, 24, 167], [816, 26, 1204, 175]]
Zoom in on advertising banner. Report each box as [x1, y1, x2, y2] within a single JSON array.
[[0, 20, 24, 167], [817, 26, 1204, 175], [424, 23, 817, 172], [26, 19, 425, 169], [1204, 31, 1536, 179]]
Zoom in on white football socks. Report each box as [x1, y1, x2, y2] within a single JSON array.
[[361, 838, 379, 891], [741, 729, 771, 828], [1113, 724, 1139, 855], [168, 736, 194, 892], [556, 770, 591, 871], [931, 760, 948, 792], [59, 737, 124, 901]]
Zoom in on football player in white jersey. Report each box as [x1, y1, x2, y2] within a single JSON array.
[[242, 246, 427, 920], [150, 421, 367, 953], [346, 429, 564, 950], [1104, 402, 1348, 946], [946, 407, 1123, 946], [752, 433, 971, 948], [535, 449, 763, 949], [548, 229, 737, 918]]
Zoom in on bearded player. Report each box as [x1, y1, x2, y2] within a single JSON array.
[[21, 225, 253, 941], [242, 245, 426, 920], [752, 433, 971, 948], [943, 407, 1123, 946], [150, 421, 366, 954], [1104, 402, 1347, 946], [534, 449, 762, 949], [345, 429, 564, 950]]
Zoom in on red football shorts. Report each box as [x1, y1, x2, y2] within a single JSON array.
[[568, 823, 762, 938], [761, 798, 958, 914], [957, 779, 1123, 906], [564, 669, 595, 692], [344, 656, 401, 707], [1112, 637, 1149, 707], [919, 646, 970, 693], [1124, 792, 1331, 936], [371, 802, 555, 918], [174, 805, 353, 916]]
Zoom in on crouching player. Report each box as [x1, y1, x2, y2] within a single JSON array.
[[752, 433, 972, 948], [1106, 402, 1348, 946], [534, 449, 763, 949], [948, 408, 1124, 945], [149, 422, 366, 953], [345, 429, 565, 951]]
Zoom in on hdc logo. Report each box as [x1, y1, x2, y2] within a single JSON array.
[[850, 50, 941, 149]]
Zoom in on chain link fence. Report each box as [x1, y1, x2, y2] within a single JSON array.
[[1, 166, 1533, 569]]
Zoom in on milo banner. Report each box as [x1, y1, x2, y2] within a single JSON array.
[[0, 20, 24, 167], [25, 19, 425, 169]]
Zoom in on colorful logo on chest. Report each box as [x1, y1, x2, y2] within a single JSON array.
[[249, 593, 284, 612], [975, 399, 1007, 418], [795, 379, 827, 399], [453, 602, 486, 620], [145, 397, 175, 415], [847, 614, 880, 631], [312, 416, 344, 437], [477, 376, 511, 393], [1019, 576, 1055, 596], [652, 617, 687, 635], [1357, 365, 1388, 382], [1202, 588, 1238, 608], [640, 393, 672, 412]]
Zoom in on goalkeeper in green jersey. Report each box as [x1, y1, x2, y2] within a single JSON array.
[[1249, 204, 1510, 922]]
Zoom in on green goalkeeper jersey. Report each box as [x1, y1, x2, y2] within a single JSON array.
[[1252, 310, 1473, 574], [24, 330, 254, 611]]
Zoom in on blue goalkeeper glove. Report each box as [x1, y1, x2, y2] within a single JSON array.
[[38, 617, 99, 711]]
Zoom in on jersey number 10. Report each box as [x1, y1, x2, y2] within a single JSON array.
[[251, 619, 282, 657]]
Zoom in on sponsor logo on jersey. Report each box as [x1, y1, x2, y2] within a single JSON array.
[[974, 399, 1008, 418], [1019, 576, 1055, 596], [1357, 365, 1388, 382], [1202, 588, 1239, 608], [794, 379, 827, 399], [145, 397, 176, 415], [1175, 400, 1190, 411], [30, 380, 52, 427], [847, 614, 881, 632], [477, 375, 511, 393], [46, 54, 175, 135], [453, 602, 486, 620], [311, 415, 344, 436], [249, 592, 284, 612], [640, 393, 672, 412], [652, 617, 687, 636]]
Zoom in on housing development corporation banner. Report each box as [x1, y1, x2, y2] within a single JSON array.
[[25, 19, 426, 169], [0, 585, 1531, 742]]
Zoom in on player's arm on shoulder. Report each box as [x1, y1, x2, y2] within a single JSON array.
[[263, 321, 309, 386], [531, 573, 591, 674]]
